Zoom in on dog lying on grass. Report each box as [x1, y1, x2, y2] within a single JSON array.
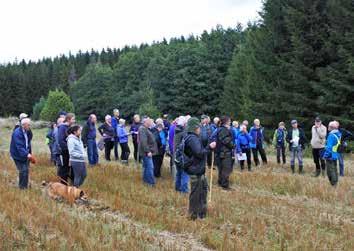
[[42, 181, 87, 204]]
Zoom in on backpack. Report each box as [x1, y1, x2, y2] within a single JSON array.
[[174, 135, 193, 171]]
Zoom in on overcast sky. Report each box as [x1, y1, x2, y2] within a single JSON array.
[[0, 0, 262, 63]]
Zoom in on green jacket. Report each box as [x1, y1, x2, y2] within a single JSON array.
[[272, 128, 288, 148]]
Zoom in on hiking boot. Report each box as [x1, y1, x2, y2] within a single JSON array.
[[299, 166, 304, 174], [313, 170, 321, 177], [291, 165, 295, 174]]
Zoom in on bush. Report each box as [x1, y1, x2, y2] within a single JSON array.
[[32, 97, 47, 121], [40, 90, 74, 122]]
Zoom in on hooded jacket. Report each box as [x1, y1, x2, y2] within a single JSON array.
[[67, 134, 85, 162], [249, 126, 265, 148], [184, 132, 209, 176], [117, 124, 129, 143], [236, 131, 252, 153]]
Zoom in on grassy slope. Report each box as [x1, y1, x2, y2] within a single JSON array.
[[0, 128, 353, 250]]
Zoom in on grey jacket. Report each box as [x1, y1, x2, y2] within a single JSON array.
[[67, 134, 85, 162], [138, 126, 158, 157]]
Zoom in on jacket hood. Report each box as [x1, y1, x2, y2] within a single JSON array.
[[67, 134, 80, 141]]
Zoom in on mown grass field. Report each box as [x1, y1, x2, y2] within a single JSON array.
[[0, 126, 353, 250]]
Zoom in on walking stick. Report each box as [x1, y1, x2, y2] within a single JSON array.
[[136, 140, 140, 169], [208, 151, 214, 203]]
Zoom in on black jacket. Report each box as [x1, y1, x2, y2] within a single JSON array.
[[184, 132, 209, 176], [151, 127, 164, 156], [216, 126, 234, 158], [98, 123, 115, 142], [286, 127, 307, 150]]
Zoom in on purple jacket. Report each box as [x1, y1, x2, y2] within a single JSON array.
[[168, 123, 176, 154]]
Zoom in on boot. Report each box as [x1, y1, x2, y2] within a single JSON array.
[[299, 166, 304, 174], [313, 169, 321, 177], [291, 165, 295, 174]]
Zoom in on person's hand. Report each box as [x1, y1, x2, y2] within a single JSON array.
[[209, 142, 216, 149], [27, 153, 32, 159], [147, 152, 152, 157], [290, 140, 293, 143], [103, 133, 107, 137]]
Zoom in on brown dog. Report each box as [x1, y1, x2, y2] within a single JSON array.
[[45, 182, 87, 204]]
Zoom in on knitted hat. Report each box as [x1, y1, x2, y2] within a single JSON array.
[[186, 117, 200, 132]]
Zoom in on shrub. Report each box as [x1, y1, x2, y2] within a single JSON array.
[[40, 90, 74, 122], [32, 97, 47, 121]]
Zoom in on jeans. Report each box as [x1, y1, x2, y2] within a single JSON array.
[[338, 153, 344, 176], [290, 146, 303, 173], [326, 159, 338, 186], [312, 148, 325, 171], [142, 156, 155, 185], [175, 167, 189, 193], [276, 145, 286, 164], [252, 144, 267, 166], [87, 139, 99, 165], [71, 161, 87, 187], [14, 160, 29, 189]]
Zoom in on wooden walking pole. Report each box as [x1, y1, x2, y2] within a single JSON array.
[[208, 151, 214, 203]]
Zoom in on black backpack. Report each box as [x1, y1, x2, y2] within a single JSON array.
[[174, 135, 193, 171]]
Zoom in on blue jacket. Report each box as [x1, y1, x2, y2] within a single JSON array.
[[323, 130, 342, 160], [130, 122, 141, 143], [117, 124, 129, 143], [10, 127, 32, 162], [111, 116, 119, 139], [200, 124, 212, 147], [57, 124, 69, 152], [231, 126, 240, 145], [249, 126, 265, 148], [168, 124, 176, 154], [236, 132, 252, 153]]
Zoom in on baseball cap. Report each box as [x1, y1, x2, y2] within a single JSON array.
[[291, 119, 298, 124]]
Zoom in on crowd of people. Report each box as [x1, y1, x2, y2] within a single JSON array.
[[9, 110, 353, 220]]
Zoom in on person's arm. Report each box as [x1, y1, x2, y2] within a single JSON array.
[[236, 135, 242, 154], [272, 130, 277, 147], [286, 130, 291, 143], [68, 138, 84, 159], [188, 137, 205, 160], [218, 129, 234, 149], [323, 135, 334, 159], [98, 124, 104, 136], [317, 126, 327, 139], [139, 129, 150, 154], [81, 125, 88, 146]]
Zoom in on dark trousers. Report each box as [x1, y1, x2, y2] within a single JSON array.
[[326, 159, 338, 186], [312, 148, 325, 171], [104, 141, 114, 161], [57, 150, 73, 184], [276, 145, 286, 164], [14, 160, 29, 189], [189, 175, 208, 220], [217, 154, 233, 189], [206, 152, 212, 167], [240, 148, 252, 170], [133, 139, 139, 161], [252, 144, 267, 166], [153, 154, 164, 177], [87, 139, 99, 165], [114, 139, 119, 160], [71, 161, 87, 188], [120, 142, 130, 161]]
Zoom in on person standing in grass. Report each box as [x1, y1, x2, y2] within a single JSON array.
[[46, 122, 56, 164], [98, 115, 115, 161], [117, 118, 130, 164], [130, 114, 142, 162], [111, 108, 120, 161], [82, 114, 99, 166], [311, 117, 327, 177], [183, 117, 216, 220], [10, 118, 32, 189], [52, 117, 65, 167], [139, 117, 158, 186], [201, 115, 212, 168], [151, 123, 165, 177], [337, 126, 353, 177], [174, 116, 189, 193], [272, 122, 287, 165], [67, 125, 87, 188], [215, 116, 235, 190], [236, 124, 252, 171], [249, 119, 268, 166], [57, 113, 76, 184], [286, 120, 307, 174], [323, 121, 341, 187]]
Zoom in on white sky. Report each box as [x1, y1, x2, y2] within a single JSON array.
[[0, 0, 262, 63]]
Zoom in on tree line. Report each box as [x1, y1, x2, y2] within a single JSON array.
[[0, 0, 353, 130]]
